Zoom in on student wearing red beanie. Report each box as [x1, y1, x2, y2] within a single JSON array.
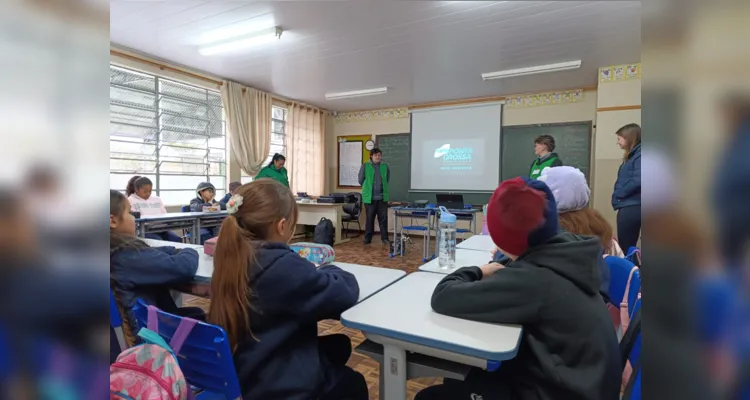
[[416, 177, 621, 400]]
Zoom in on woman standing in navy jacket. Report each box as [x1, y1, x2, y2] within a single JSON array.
[[612, 123, 642, 252]]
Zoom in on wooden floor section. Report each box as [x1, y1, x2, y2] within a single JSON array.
[[185, 234, 444, 399]]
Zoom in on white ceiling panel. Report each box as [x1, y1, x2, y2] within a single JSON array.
[[110, 1, 641, 111]]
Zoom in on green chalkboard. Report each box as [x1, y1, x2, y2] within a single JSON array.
[[501, 122, 593, 182], [376, 133, 411, 202]]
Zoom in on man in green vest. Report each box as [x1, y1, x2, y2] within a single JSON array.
[[529, 134, 563, 179], [358, 148, 390, 245]]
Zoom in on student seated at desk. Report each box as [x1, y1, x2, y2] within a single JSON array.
[[125, 175, 182, 243], [109, 190, 205, 326], [189, 181, 226, 244], [207, 179, 367, 400], [417, 178, 620, 400], [218, 180, 242, 206], [538, 166, 624, 257]]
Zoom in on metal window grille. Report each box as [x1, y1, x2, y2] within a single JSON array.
[[109, 65, 227, 205]]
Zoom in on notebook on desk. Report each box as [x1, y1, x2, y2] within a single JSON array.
[[435, 193, 464, 210]]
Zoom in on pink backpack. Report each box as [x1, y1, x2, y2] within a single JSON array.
[[110, 306, 197, 400]]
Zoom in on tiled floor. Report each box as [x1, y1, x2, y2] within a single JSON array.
[[184, 233, 444, 399]]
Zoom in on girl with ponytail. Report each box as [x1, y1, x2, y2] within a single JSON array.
[[207, 179, 367, 400]]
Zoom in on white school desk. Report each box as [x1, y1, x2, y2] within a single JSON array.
[[418, 248, 493, 275], [341, 272, 522, 400], [331, 263, 406, 303], [296, 201, 349, 245], [456, 234, 496, 252], [142, 240, 401, 303]]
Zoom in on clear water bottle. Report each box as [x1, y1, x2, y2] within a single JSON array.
[[438, 206, 457, 269]]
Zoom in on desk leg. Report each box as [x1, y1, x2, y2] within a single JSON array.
[[138, 222, 146, 238], [193, 219, 200, 245], [382, 344, 407, 400]]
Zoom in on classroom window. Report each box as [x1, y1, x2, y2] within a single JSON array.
[[240, 105, 287, 184], [109, 65, 227, 205]]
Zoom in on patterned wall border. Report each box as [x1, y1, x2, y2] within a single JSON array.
[[333, 107, 409, 123], [505, 88, 585, 108], [599, 63, 641, 83]]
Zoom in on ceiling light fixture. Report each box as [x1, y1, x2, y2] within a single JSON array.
[[325, 87, 388, 100], [199, 26, 282, 56], [481, 60, 582, 81]]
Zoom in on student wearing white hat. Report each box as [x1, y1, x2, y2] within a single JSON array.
[[538, 166, 624, 257]]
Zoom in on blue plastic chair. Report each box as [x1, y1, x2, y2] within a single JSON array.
[[605, 256, 641, 316], [132, 299, 241, 400], [110, 288, 127, 353]]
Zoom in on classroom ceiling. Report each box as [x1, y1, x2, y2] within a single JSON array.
[[110, 1, 641, 112]]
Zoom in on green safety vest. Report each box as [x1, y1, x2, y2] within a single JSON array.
[[529, 156, 560, 179], [362, 162, 389, 204]]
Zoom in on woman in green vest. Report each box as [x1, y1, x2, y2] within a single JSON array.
[[529, 134, 563, 179], [358, 148, 390, 245], [255, 153, 290, 188]]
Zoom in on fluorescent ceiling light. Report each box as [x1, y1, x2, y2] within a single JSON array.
[[325, 87, 388, 100], [481, 60, 581, 80], [199, 26, 282, 56]]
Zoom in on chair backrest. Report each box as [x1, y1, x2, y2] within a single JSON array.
[[110, 288, 127, 352], [132, 299, 241, 399], [348, 192, 363, 214], [605, 256, 641, 313], [181, 205, 191, 212]]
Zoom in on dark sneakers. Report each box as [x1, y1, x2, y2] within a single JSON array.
[[363, 238, 372, 245]]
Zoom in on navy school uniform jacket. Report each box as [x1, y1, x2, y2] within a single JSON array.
[[611, 143, 641, 210], [110, 245, 199, 323], [189, 196, 227, 212], [233, 242, 360, 400], [432, 233, 621, 400]]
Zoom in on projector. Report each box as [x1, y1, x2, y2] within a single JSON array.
[[412, 200, 429, 208]]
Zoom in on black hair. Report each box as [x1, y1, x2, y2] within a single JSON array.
[[370, 148, 382, 157], [534, 135, 556, 152], [109, 189, 148, 255], [125, 175, 142, 197], [267, 153, 286, 167]]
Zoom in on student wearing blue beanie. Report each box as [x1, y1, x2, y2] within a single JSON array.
[[417, 177, 620, 400]]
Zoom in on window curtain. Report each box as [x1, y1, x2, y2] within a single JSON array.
[[285, 102, 326, 196], [220, 81, 272, 177]]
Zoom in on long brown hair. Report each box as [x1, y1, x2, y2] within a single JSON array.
[[616, 123, 641, 161], [110, 189, 148, 256], [208, 179, 298, 348], [558, 208, 616, 255]]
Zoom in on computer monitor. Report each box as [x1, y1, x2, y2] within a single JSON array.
[[435, 193, 464, 210]]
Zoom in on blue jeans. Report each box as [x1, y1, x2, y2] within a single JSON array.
[[145, 231, 182, 243]]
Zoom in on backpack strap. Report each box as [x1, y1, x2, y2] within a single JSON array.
[[619, 303, 642, 370], [145, 305, 198, 354], [169, 318, 198, 354], [622, 359, 641, 399], [622, 266, 640, 310], [147, 305, 159, 332]]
